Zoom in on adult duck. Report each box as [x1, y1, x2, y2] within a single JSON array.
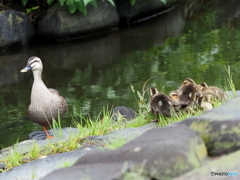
[[21, 56, 68, 139]]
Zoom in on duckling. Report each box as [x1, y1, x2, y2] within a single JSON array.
[[199, 82, 227, 103], [169, 91, 179, 104], [21, 56, 68, 139], [197, 95, 213, 111], [149, 87, 176, 120], [178, 83, 202, 111], [182, 78, 197, 85]]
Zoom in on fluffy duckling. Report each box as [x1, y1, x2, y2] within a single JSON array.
[[169, 91, 179, 104], [149, 87, 176, 120], [199, 82, 227, 103], [178, 82, 202, 108], [196, 93, 213, 111], [21, 56, 68, 139], [181, 78, 197, 85]]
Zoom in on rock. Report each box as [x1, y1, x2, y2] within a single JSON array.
[[116, 0, 178, 25], [112, 106, 136, 121], [0, 163, 6, 170], [28, 131, 51, 140], [0, 145, 100, 180], [28, 127, 79, 140], [0, 123, 157, 179], [82, 122, 158, 147], [0, 10, 35, 48], [37, 2, 119, 39], [175, 149, 240, 180], [179, 96, 240, 156], [42, 126, 207, 180]]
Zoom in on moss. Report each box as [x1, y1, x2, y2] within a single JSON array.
[[214, 141, 235, 150], [178, 150, 240, 178], [193, 142, 207, 160], [189, 120, 211, 135], [15, 16, 24, 24], [7, 13, 13, 27]]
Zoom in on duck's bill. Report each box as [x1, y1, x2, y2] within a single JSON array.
[[20, 65, 32, 72]]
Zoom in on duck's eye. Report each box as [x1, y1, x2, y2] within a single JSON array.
[[30, 60, 38, 65]]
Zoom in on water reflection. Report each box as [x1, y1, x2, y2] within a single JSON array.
[[1, 0, 240, 148]]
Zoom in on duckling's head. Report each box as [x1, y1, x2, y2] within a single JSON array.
[[149, 87, 159, 97], [182, 78, 196, 85], [198, 82, 208, 90], [21, 56, 43, 73], [169, 91, 179, 104], [178, 83, 201, 106]]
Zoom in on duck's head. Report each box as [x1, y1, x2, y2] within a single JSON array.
[[198, 82, 208, 90], [169, 91, 179, 103], [182, 78, 196, 85], [149, 87, 159, 97], [21, 56, 43, 73]]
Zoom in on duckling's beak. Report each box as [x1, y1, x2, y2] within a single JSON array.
[[21, 65, 32, 72]]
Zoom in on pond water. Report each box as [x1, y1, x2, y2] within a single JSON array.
[[1, 0, 240, 148]]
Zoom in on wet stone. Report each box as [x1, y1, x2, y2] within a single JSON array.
[[112, 106, 136, 121], [178, 96, 240, 156], [0, 163, 6, 170]]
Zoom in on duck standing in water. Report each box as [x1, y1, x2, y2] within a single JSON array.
[[21, 56, 68, 139]]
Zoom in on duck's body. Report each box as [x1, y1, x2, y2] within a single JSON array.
[[21, 56, 68, 139], [169, 91, 179, 104], [199, 82, 227, 103], [178, 83, 201, 107], [28, 80, 67, 127], [150, 87, 175, 118], [197, 95, 213, 111]]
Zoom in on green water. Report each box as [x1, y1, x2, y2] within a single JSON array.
[[1, 1, 240, 148]]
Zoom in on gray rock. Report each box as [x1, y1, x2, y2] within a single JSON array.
[[179, 96, 240, 156], [28, 127, 79, 140], [0, 123, 157, 180], [116, 0, 177, 25], [82, 122, 158, 146], [0, 163, 6, 170], [0, 145, 100, 180], [0, 10, 35, 48], [0, 128, 80, 159], [112, 106, 137, 121], [175, 149, 240, 180], [37, 2, 119, 38], [42, 126, 207, 180]]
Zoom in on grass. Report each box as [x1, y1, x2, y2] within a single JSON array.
[[224, 65, 237, 98], [104, 137, 127, 150], [0, 68, 237, 172], [58, 160, 75, 168]]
